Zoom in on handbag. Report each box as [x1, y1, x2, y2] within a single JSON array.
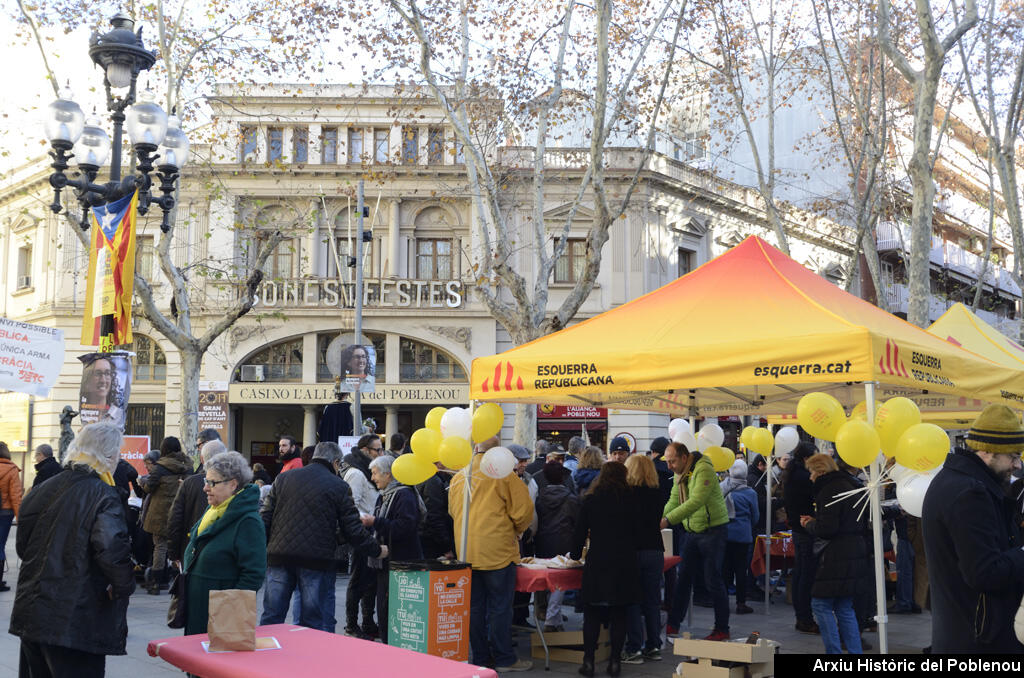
[[168, 535, 206, 629], [167, 571, 188, 628]]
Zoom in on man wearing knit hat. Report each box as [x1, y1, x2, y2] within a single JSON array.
[[922, 403, 1024, 653]]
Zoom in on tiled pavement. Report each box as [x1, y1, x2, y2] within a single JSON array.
[[0, 525, 932, 677]]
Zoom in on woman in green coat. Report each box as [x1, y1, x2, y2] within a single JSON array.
[[182, 451, 266, 636]]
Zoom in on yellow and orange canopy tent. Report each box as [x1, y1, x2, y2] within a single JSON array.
[[470, 236, 1024, 416]]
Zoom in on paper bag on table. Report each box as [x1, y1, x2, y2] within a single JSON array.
[[207, 589, 257, 652]]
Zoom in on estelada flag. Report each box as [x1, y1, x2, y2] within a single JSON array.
[[81, 189, 138, 348]]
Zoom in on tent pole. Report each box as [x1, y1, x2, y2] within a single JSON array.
[[764, 421, 771, 614], [458, 402, 477, 560], [865, 382, 888, 654]]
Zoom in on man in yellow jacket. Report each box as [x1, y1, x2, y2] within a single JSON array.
[[450, 437, 534, 671]]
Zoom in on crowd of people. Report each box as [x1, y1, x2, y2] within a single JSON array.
[[5, 403, 1024, 676]]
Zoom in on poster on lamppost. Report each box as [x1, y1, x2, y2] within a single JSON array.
[[0, 317, 64, 396], [198, 380, 230, 442], [326, 334, 377, 393], [78, 352, 133, 431]]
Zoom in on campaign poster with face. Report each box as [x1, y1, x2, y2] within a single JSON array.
[[338, 343, 376, 393], [78, 352, 132, 431]]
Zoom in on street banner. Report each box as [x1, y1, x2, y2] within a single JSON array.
[[81, 189, 138, 350], [78, 352, 133, 431], [198, 380, 230, 441], [121, 434, 151, 478], [0, 317, 64, 396]]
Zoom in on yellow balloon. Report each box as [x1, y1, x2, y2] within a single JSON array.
[[392, 453, 437, 486], [411, 427, 442, 463], [875, 397, 922, 458], [748, 428, 775, 456], [895, 423, 949, 472], [850, 400, 883, 422], [439, 436, 473, 470], [705, 445, 734, 472], [472, 403, 504, 443], [797, 392, 847, 441], [425, 407, 447, 432], [835, 419, 881, 468], [740, 426, 757, 448]]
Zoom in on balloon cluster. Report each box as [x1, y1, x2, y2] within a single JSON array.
[[793, 392, 950, 517], [668, 418, 732, 472], [392, 403, 513, 486]]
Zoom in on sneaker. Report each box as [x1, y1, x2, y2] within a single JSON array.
[[620, 651, 644, 665], [735, 603, 754, 615], [795, 621, 820, 635], [496, 659, 533, 672], [704, 630, 730, 642], [666, 625, 681, 638], [642, 648, 662, 661]]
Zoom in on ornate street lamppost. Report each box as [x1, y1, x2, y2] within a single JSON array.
[[43, 13, 190, 348]]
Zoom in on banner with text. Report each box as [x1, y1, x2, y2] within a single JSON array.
[[198, 380, 230, 441], [0, 318, 64, 396]]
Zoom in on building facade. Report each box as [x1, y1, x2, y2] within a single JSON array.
[[1, 84, 861, 474]]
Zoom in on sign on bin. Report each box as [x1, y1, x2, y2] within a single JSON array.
[[388, 560, 471, 661]]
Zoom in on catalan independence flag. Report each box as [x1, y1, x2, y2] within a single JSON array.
[[81, 189, 138, 350]]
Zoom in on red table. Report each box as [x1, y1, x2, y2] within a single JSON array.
[[750, 533, 795, 577], [515, 555, 681, 592], [148, 623, 497, 678]]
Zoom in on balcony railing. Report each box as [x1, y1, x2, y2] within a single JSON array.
[[876, 225, 1019, 297]]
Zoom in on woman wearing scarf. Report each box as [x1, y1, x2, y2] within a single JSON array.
[[182, 451, 266, 636], [720, 459, 759, 615], [361, 455, 422, 644]]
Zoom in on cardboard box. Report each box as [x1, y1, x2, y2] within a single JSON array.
[[531, 628, 609, 664]]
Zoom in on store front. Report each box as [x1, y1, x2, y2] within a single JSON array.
[[536, 404, 608, 450], [228, 330, 471, 457]]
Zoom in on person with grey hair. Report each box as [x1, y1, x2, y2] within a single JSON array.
[[361, 454, 423, 643], [167, 439, 228, 565], [9, 422, 134, 676], [261, 440, 382, 633], [565, 436, 586, 474], [196, 428, 221, 455], [181, 451, 265, 636], [526, 440, 550, 476], [31, 443, 61, 490]]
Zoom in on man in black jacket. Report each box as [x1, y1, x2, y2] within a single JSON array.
[[9, 422, 134, 678], [783, 441, 818, 634], [166, 439, 226, 563], [30, 444, 61, 490], [260, 441, 382, 633], [923, 404, 1024, 653], [532, 444, 577, 494], [418, 471, 454, 559]]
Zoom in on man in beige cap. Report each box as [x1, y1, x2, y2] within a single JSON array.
[[922, 403, 1024, 653]]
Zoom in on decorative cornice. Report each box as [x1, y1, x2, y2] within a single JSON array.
[[427, 325, 472, 351]]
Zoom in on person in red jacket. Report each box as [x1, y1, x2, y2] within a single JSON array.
[[0, 441, 23, 591], [278, 435, 303, 473]]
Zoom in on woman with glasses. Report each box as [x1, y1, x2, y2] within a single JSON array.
[[182, 451, 266, 636], [80, 357, 126, 429]]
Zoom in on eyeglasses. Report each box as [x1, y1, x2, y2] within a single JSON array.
[[369, 446, 382, 452], [92, 370, 114, 379], [204, 477, 230, 487]]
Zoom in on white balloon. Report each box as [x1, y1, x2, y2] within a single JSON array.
[[480, 446, 516, 479], [774, 426, 800, 457], [668, 418, 690, 439], [895, 471, 938, 518], [697, 424, 725, 452], [673, 430, 698, 452], [440, 407, 473, 441], [887, 463, 913, 484]]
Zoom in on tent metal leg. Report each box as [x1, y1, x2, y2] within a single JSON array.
[[865, 382, 889, 654]]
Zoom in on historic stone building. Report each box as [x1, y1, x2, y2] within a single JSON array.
[[1, 84, 860, 474]]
